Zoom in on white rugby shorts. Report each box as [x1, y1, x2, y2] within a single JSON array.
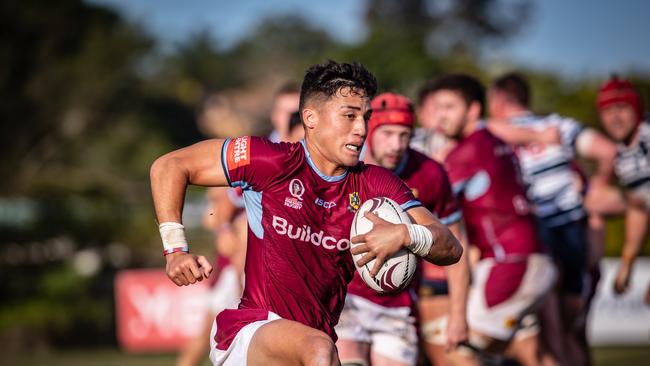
[[467, 254, 556, 340], [335, 294, 417, 365]]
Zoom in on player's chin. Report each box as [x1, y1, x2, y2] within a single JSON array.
[[340, 154, 360, 167]]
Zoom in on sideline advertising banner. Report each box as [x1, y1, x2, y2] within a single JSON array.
[[588, 258, 650, 345], [115, 269, 209, 352]]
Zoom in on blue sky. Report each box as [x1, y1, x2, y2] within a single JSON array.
[[88, 0, 649, 78]]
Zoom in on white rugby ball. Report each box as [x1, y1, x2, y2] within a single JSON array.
[[350, 197, 417, 294]]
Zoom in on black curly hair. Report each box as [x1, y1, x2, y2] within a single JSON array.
[[299, 60, 378, 111]]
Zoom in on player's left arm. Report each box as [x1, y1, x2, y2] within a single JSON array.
[[614, 195, 650, 294], [444, 221, 470, 350], [351, 206, 462, 277]]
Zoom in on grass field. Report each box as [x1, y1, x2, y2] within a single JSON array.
[[3, 347, 650, 366]]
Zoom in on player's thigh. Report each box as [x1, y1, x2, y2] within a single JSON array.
[[418, 295, 450, 323], [370, 352, 411, 366], [247, 318, 337, 366], [336, 339, 370, 365]]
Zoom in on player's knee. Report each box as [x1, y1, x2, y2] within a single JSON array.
[[302, 335, 337, 366]]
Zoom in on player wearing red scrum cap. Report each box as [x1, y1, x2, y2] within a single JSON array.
[[595, 75, 650, 304], [335, 93, 469, 366]]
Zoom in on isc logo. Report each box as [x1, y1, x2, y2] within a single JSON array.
[[315, 197, 336, 209]]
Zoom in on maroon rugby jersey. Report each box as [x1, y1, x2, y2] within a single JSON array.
[[444, 128, 539, 260], [214, 137, 420, 350], [347, 148, 461, 308]]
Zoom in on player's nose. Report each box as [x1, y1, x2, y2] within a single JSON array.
[[353, 116, 367, 137]]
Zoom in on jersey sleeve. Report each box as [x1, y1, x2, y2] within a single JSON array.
[[366, 165, 421, 211], [552, 114, 585, 150], [428, 162, 462, 225], [221, 136, 287, 192], [444, 142, 478, 198]]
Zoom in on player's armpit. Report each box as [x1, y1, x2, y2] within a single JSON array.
[[406, 206, 462, 266], [151, 139, 230, 223]]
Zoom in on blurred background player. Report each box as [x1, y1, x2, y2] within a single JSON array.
[[287, 111, 306, 143], [268, 83, 300, 142], [176, 187, 247, 366], [414, 77, 559, 366], [412, 81, 457, 162], [595, 75, 650, 305], [335, 92, 469, 366], [488, 72, 617, 366], [430, 74, 557, 366]]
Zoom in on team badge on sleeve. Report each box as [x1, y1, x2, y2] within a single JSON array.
[[227, 136, 251, 169]]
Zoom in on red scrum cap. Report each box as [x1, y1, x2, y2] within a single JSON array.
[[597, 75, 643, 123], [367, 93, 415, 148]]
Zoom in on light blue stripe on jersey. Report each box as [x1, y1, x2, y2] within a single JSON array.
[[221, 138, 233, 186], [300, 140, 348, 182], [440, 210, 462, 225], [402, 199, 422, 211], [243, 189, 264, 239]]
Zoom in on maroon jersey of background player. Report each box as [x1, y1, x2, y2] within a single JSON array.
[[214, 136, 421, 350], [444, 127, 540, 260]]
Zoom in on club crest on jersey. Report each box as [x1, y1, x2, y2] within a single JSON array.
[[347, 192, 360, 212], [284, 178, 305, 210]]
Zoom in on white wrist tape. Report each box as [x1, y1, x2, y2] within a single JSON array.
[[405, 223, 434, 257], [159, 222, 189, 251]]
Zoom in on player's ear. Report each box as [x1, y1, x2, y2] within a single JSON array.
[[302, 108, 318, 130], [468, 101, 482, 121]]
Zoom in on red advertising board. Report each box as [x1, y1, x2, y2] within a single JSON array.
[[115, 269, 209, 352]]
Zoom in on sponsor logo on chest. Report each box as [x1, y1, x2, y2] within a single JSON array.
[[272, 215, 351, 251]]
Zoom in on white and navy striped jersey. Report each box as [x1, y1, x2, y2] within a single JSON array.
[[511, 113, 586, 227], [615, 121, 650, 209]]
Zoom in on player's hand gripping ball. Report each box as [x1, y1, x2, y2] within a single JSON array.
[[350, 197, 417, 293]]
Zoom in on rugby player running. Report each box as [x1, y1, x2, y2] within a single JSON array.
[[150, 60, 462, 366]]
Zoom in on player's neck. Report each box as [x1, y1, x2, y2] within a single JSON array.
[[625, 125, 642, 147], [303, 139, 348, 177], [462, 119, 480, 138]]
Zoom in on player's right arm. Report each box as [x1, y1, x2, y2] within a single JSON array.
[[351, 207, 463, 277], [150, 139, 229, 286], [487, 121, 560, 146], [614, 195, 650, 294]]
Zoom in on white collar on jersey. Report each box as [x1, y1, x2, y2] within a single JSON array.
[[300, 139, 349, 182]]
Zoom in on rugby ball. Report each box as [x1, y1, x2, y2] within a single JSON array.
[[350, 197, 417, 294]]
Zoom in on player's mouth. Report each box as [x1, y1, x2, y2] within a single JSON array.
[[345, 144, 361, 153]]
